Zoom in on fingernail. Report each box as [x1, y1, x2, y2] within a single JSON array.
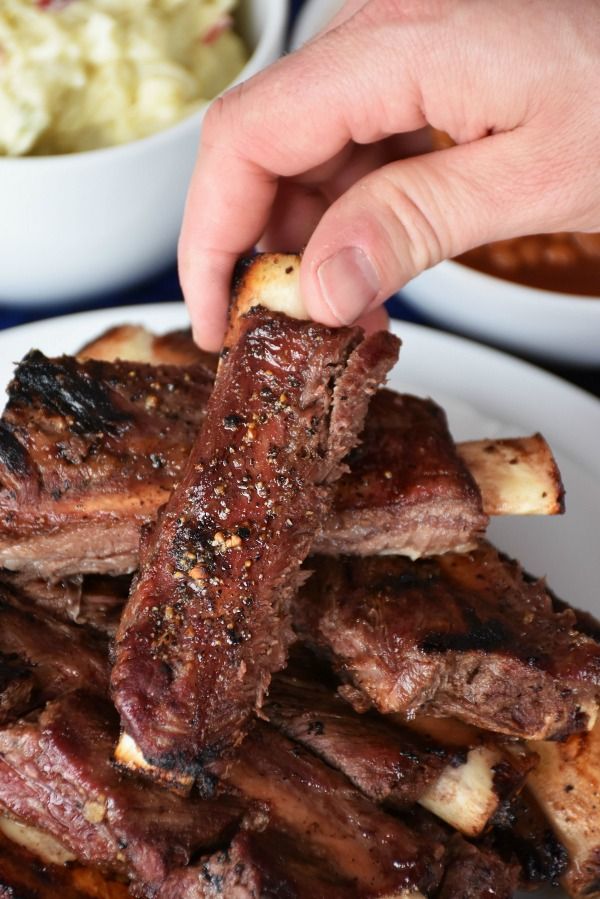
[[317, 247, 380, 325]]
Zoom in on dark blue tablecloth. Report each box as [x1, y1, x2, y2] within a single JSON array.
[[1, 0, 597, 397]]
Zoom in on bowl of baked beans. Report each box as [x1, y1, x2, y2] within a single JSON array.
[[401, 231, 600, 366]]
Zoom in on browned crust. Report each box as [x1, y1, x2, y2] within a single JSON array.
[[111, 309, 399, 772]]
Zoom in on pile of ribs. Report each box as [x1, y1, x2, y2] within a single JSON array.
[[0, 252, 597, 899]]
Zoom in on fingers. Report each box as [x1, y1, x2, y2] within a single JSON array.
[[179, 20, 426, 348], [259, 140, 403, 251], [258, 181, 327, 251], [300, 129, 580, 326]]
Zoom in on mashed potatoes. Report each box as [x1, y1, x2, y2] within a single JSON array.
[[0, 0, 247, 155]]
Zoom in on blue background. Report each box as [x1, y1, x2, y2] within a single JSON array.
[[0, 0, 597, 396]]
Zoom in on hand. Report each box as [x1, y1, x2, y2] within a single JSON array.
[[179, 0, 600, 350]]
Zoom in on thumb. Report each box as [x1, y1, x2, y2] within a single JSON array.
[[300, 130, 585, 326]]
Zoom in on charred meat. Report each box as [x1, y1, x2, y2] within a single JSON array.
[[266, 659, 533, 837], [265, 658, 461, 808], [319, 389, 487, 556], [0, 347, 564, 580], [111, 310, 399, 773], [295, 543, 600, 739], [0, 349, 480, 578], [212, 723, 444, 897], [0, 691, 243, 895], [0, 352, 213, 579]]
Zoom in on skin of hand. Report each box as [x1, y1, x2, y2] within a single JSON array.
[[179, 0, 600, 350]]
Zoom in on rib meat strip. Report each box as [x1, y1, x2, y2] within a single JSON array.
[[0, 348, 561, 579], [0, 582, 109, 722], [265, 656, 461, 808], [0, 349, 479, 579], [211, 723, 444, 897], [0, 691, 243, 896], [0, 351, 213, 578], [265, 657, 533, 838], [321, 388, 487, 556], [111, 310, 399, 772], [295, 542, 600, 739]]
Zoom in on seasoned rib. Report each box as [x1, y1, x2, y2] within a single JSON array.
[[266, 661, 458, 808], [526, 718, 600, 897], [112, 309, 399, 772], [0, 583, 109, 721], [295, 543, 600, 739], [0, 348, 563, 578], [319, 388, 487, 556], [157, 828, 373, 899], [212, 723, 444, 897], [0, 691, 243, 895], [266, 663, 533, 837], [0, 352, 483, 574], [0, 826, 130, 899], [0, 351, 213, 579], [437, 836, 520, 899]]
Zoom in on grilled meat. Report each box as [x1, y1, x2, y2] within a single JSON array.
[[266, 660, 463, 807], [0, 583, 109, 721], [295, 543, 600, 739], [112, 310, 399, 772], [212, 723, 444, 897], [0, 348, 484, 575], [0, 826, 130, 899], [0, 691, 243, 896], [157, 828, 372, 899], [321, 388, 487, 555], [0, 343, 565, 579], [0, 352, 213, 579], [266, 661, 534, 838]]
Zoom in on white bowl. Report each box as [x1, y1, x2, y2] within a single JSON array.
[[291, 0, 343, 48], [0, 0, 288, 306], [402, 260, 600, 367]]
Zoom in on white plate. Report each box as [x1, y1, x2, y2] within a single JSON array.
[[1, 303, 598, 899]]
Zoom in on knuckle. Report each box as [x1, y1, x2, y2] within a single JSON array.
[[369, 170, 446, 272]]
